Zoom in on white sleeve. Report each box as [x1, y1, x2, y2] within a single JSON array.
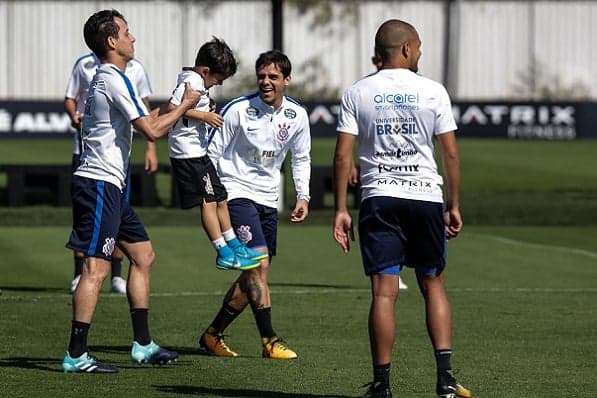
[[65, 63, 82, 99], [336, 88, 359, 136], [132, 61, 153, 99], [169, 82, 185, 106], [291, 110, 312, 201], [435, 84, 457, 135]]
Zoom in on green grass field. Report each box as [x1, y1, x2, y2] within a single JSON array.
[[1, 225, 596, 397], [1, 138, 596, 396]]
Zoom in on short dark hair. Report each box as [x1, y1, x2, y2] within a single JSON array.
[[255, 50, 291, 77], [83, 9, 126, 59], [194, 37, 237, 77]]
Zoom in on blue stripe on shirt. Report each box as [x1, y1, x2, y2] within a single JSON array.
[[286, 95, 301, 106], [219, 92, 259, 117], [110, 66, 146, 117], [72, 52, 95, 72]]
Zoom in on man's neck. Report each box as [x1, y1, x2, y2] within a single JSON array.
[[103, 54, 128, 71]]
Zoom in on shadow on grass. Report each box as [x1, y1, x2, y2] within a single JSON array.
[[154, 385, 352, 397], [0, 285, 65, 293], [90, 345, 207, 357], [269, 282, 360, 289], [0, 357, 62, 372]]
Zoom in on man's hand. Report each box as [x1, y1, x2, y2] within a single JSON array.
[[444, 208, 462, 239], [333, 210, 354, 253], [70, 112, 82, 130], [290, 199, 309, 223], [144, 142, 159, 174], [181, 83, 201, 109]]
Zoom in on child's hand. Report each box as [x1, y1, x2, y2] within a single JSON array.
[[202, 112, 224, 128]]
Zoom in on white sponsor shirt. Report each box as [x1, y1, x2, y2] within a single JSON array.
[[337, 68, 457, 203], [75, 63, 149, 190], [168, 68, 212, 158], [208, 92, 311, 209], [65, 53, 152, 154]]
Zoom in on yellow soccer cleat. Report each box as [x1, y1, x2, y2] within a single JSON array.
[[437, 371, 472, 398], [199, 331, 238, 357], [262, 337, 298, 360], [455, 383, 472, 398]]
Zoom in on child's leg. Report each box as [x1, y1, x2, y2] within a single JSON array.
[[217, 200, 242, 246], [201, 201, 223, 241], [216, 200, 233, 232]]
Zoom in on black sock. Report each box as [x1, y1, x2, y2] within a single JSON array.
[[435, 349, 453, 374], [68, 320, 90, 357], [131, 308, 151, 345], [209, 303, 241, 333], [74, 255, 84, 278], [373, 363, 391, 385], [111, 258, 123, 278], [253, 307, 276, 339]]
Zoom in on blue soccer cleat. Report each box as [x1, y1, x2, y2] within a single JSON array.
[[215, 253, 260, 271], [62, 351, 118, 373], [131, 341, 178, 365], [234, 244, 268, 262]]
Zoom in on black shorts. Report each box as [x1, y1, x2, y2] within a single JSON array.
[[358, 196, 446, 275], [170, 156, 228, 209]]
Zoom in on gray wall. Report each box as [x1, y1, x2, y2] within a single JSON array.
[[1, 0, 596, 101]]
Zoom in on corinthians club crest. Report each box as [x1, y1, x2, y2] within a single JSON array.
[[276, 122, 290, 142], [236, 225, 253, 244]]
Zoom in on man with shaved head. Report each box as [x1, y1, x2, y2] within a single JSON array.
[[333, 19, 471, 398]]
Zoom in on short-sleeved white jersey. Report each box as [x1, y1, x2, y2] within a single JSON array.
[[65, 53, 152, 154], [168, 68, 212, 158], [336, 68, 457, 203], [208, 92, 311, 209], [74, 63, 149, 190]]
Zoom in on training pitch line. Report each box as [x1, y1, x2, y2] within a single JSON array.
[[473, 232, 597, 260], [2, 286, 597, 301], [1, 233, 595, 301]]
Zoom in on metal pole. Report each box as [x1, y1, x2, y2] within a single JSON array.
[[272, 0, 285, 210], [272, 0, 283, 51], [444, 0, 462, 98]]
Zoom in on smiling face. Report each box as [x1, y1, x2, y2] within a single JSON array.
[[256, 63, 290, 109]]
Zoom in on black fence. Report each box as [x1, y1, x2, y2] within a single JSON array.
[[1, 99, 596, 209], [1, 100, 596, 139]]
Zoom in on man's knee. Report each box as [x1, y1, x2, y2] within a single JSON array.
[[130, 248, 155, 271], [83, 258, 111, 282]]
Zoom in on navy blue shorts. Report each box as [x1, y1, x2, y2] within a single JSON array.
[[358, 196, 446, 276], [71, 154, 82, 174], [72, 154, 132, 204], [228, 198, 278, 259], [66, 176, 150, 260], [170, 156, 228, 209]]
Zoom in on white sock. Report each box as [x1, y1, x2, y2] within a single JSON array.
[[212, 236, 227, 250], [222, 228, 236, 241]]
